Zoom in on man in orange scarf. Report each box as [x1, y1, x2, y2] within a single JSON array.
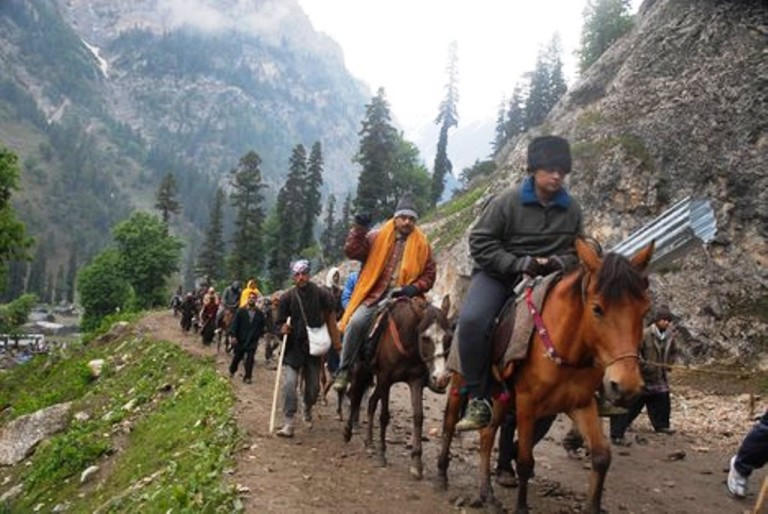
[[333, 194, 436, 391]]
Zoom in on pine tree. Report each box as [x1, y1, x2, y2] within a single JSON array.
[[0, 147, 31, 288], [506, 83, 528, 141], [27, 242, 47, 300], [492, 98, 508, 155], [65, 247, 77, 303], [334, 193, 352, 254], [197, 187, 226, 283], [320, 194, 337, 264], [579, 0, 634, 73], [56, 264, 66, 303], [354, 88, 399, 222], [3, 260, 26, 302], [432, 41, 459, 207], [300, 141, 324, 251], [155, 172, 181, 225], [229, 151, 266, 280], [267, 188, 293, 288], [525, 35, 568, 129]]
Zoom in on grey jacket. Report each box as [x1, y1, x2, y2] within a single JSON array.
[[469, 176, 583, 281]]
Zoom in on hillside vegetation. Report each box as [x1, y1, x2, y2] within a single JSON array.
[[0, 317, 240, 512]]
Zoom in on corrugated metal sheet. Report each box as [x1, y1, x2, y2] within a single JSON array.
[[610, 197, 717, 271]]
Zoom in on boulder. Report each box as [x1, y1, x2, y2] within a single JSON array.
[[0, 402, 72, 465]]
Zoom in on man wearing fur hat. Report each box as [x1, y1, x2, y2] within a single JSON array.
[[332, 193, 437, 391], [456, 135, 584, 431], [609, 304, 678, 445]]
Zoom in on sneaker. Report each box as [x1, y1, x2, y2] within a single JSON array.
[[455, 398, 492, 432], [243, 377, 252, 384], [276, 420, 295, 438], [727, 456, 748, 498], [611, 437, 632, 447], [303, 409, 313, 430], [332, 370, 349, 392], [655, 427, 676, 435]]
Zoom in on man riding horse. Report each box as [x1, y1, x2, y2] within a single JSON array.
[[333, 193, 437, 392], [455, 135, 584, 431]]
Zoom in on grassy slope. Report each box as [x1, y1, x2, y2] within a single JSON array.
[[0, 316, 241, 513]]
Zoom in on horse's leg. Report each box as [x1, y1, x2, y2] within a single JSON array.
[[436, 373, 464, 490], [376, 384, 391, 467], [343, 366, 368, 442], [408, 379, 425, 480], [471, 398, 505, 510], [514, 400, 536, 514], [571, 404, 610, 514], [365, 381, 382, 449]]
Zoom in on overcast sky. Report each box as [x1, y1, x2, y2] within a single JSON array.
[[298, 0, 641, 141]]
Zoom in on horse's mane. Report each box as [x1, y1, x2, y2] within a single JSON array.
[[595, 252, 648, 303]]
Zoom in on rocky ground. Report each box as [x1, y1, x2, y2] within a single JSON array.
[[140, 311, 766, 513]]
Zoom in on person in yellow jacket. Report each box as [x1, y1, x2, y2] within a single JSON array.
[[239, 278, 261, 307], [333, 194, 436, 391]]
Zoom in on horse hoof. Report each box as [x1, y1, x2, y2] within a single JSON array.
[[434, 476, 448, 491], [377, 455, 387, 468], [342, 427, 352, 442], [409, 465, 423, 480]]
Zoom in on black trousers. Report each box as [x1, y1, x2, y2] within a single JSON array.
[[229, 344, 256, 380], [497, 410, 557, 471], [609, 391, 671, 439], [735, 410, 768, 477]]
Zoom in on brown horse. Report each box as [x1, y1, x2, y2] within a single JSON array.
[[437, 238, 654, 514], [343, 295, 454, 479]]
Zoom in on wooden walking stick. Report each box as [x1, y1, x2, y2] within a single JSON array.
[[269, 317, 290, 435], [753, 475, 768, 514]]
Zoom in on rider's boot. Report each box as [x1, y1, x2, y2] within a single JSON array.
[[333, 369, 350, 392], [455, 397, 492, 432]]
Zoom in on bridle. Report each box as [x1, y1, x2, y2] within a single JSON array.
[[524, 276, 639, 370]]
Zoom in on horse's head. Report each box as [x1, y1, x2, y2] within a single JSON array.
[[416, 295, 454, 394], [576, 237, 654, 406]]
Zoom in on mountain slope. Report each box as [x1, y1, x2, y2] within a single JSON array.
[[430, 0, 767, 362], [0, 0, 370, 271]]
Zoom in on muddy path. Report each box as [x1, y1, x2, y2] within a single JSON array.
[[139, 311, 765, 513]]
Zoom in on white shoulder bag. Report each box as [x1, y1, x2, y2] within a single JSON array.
[[295, 292, 331, 356]]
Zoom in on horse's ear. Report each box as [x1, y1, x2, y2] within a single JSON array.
[[575, 237, 601, 272], [441, 295, 451, 317], [630, 240, 655, 271]]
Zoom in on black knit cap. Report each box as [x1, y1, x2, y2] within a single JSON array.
[[654, 304, 673, 322], [394, 193, 418, 219], [527, 135, 572, 174]]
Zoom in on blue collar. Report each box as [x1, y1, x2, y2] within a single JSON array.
[[521, 176, 571, 209]]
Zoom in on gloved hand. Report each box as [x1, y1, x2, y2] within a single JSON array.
[[353, 213, 372, 228], [511, 256, 540, 277], [539, 255, 566, 275], [392, 285, 420, 298]]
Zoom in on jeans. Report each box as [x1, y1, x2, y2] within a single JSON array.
[[457, 271, 513, 399], [283, 359, 322, 419], [734, 410, 768, 477], [609, 391, 671, 439], [338, 303, 377, 372]]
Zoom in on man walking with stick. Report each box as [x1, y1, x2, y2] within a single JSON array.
[[273, 260, 341, 438]]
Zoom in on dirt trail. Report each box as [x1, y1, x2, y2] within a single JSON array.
[[140, 311, 765, 513]]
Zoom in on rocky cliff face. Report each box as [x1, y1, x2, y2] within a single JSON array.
[[430, 0, 767, 365]]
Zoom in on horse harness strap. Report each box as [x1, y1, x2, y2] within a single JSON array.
[[387, 314, 408, 357], [524, 284, 589, 369]]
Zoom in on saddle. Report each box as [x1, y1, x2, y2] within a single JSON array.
[[446, 272, 560, 375], [361, 297, 417, 363]]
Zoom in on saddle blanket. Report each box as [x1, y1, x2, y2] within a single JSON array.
[[446, 273, 559, 375]]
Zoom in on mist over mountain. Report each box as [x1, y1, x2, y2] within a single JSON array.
[[0, 0, 370, 267]]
